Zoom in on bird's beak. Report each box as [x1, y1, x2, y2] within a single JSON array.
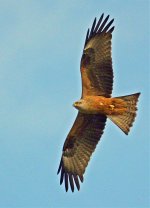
[[73, 102, 76, 107]]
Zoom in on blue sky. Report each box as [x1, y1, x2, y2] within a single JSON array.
[[0, 0, 149, 207]]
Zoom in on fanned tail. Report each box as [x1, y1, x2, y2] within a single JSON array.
[[108, 93, 140, 135]]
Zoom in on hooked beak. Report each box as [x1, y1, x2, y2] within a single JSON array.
[[73, 102, 77, 107]]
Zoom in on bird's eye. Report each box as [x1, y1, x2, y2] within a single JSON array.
[[76, 101, 81, 105]]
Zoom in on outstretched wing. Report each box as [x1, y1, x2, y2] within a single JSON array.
[[81, 13, 114, 98], [57, 113, 106, 192]]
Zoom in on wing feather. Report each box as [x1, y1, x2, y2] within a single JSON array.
[[84, 28, 90, 47], [93, 13, 104, 33], [57, 113, 106, 192], [89, 17, 97, 38], [65, 172, 69, 192], [73, 175, 80, 190], [81, 14, 114, 98], [98, 15, 110, 32], [69, 173, 74, 192]]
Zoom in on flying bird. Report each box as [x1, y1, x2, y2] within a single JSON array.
[[57, 13, 140, 192]]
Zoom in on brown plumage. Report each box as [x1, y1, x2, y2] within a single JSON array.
[[57, 14, 140, 192]]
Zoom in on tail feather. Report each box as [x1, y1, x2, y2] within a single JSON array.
[[108, 93, 140, 135]]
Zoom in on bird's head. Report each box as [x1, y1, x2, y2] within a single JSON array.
[[73, 99, 85, 110]]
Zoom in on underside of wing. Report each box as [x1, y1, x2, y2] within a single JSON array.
[[81, 14, 114, 98], [57, 113, 107, 192]]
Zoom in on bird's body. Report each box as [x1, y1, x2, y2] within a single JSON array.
[[73, 96, 127, 115], [57, 13, 140, 192]]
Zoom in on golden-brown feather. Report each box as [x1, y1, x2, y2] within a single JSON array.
[[81, 32, 113, 98], [57, 113, 107, 191]]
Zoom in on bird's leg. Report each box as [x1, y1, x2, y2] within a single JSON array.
[[108, 104, 115, 115], [109, 104, 115, 110]]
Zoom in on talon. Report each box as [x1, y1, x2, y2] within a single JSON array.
[[109, 104, 115, 110]]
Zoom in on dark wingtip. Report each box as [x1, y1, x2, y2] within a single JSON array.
[[57, 159, 83, 192], [89, 17, 97, 38], [73, 175, 80, 191], [84, 28, 90, 47], [69, 174, 74, 192], [57, 159, 62, 174], [79, 175, 84, 183], [137, 92, 141, 97], [60, 168, 64, 185], [100, 13, 104, 21], [98, 14, 109, 33], [93, 13, 104, 34], [65, 173, 69, 192], [84, 13, 114, 48], [93, 17, 97, 25], [108, 26, 115, 33], [102, 18, 114, 33]]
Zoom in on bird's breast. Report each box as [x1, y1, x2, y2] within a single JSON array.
[[80, 96, 127, 115]]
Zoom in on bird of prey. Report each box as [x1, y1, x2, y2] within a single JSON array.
[[57, 13, 140, 192]]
